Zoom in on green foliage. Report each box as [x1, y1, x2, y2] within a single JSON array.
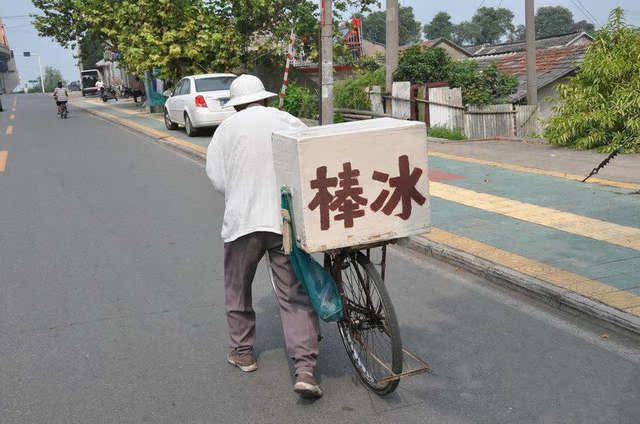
[[79, 30, 104, 69], [361, 6, 423, 46], [508, 25, 526, 42], [449, 62, 518, 105], [545, 8, 640, 152], [393, 46, 518, 105], [453, 7, 515, 45], [394, 45, 450, 83], [43, 66, 65, 92], [335, 68, 385, 110], [427, 125, 466, 140], [572, 20, 595, 35], [31, 0, 87, 49], [423, 12, 454, 40], [358, 54, 383, 72], [536, 6, 575, 38], [281, 83, 318, 120]]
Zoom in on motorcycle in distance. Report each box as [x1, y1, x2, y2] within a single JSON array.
[[100, 86, 119, 102]]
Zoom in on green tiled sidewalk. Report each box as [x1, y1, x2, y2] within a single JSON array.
[[425, 152, 640, 320]]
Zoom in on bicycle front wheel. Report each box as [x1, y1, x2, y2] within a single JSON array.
[[336, 251, 402, 395]]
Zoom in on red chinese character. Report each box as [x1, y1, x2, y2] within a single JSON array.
[[308, 166, 338, 230], [329, 162, 368, 228], [370, 155, 426, 220]]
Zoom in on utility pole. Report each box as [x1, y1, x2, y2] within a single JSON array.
[[385, 0, 399, 113], [37, 54, 44, 94], [525, 0, 537, 105], [320, 0, 334, 125]]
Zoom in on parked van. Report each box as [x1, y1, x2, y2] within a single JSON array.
[[81, 69, 101, 96]]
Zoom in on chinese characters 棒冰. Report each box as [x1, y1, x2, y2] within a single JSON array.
[[308, 155, 426, 230]]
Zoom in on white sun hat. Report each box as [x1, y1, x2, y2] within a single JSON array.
[[224, 74, 277, 108]]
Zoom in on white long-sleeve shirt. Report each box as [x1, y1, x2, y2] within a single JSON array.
[[53, 87, 68, 101], [206, 105, 307, 242]]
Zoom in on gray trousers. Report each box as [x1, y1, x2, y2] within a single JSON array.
[[224, 231, 319, 374]]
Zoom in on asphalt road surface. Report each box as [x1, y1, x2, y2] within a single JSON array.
[[1, 94, 639, 424]]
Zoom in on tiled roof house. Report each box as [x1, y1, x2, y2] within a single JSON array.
[[471, 32, 593, 119]]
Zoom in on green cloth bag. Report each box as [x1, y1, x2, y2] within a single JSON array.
[[281, 188, 343, 322]]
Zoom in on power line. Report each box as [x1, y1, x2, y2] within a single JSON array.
[[568, 0, 600, 26], [0, 15, 32, 19], [575, 0, 600, 24]]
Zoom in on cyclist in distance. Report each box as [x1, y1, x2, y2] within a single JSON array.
[[53, 81, 69, 117]]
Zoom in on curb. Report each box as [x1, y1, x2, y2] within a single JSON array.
[[75, 101, 207, 161], [406, 235, 640, 337]]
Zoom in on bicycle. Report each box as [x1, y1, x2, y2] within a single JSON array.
[[324, 241, 429, 395], [57, 102, 68, 119]]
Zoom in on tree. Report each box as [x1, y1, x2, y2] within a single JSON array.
[[361, 6, 422, 46], [32, 0, 87, 49], [453, 7, 514, 45], [545, 8, 640, 152], [393, 46, 517, 104], [535, 6, 574, 38], [508, 24, 526, 42], [424, 12, 454, 40], [399, 6, 422, 45], [571, 20, 595, 34], [452, 21, 481, 45], [78, 30, 105, 69], [43, 66, 64, 92]]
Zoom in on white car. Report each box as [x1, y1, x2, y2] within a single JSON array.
[[164, 73, 237, 136]]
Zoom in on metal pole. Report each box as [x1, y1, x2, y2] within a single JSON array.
[[385, 0, 399, 113], [37, 55, 44, 94], [320, 0, 334, 125], [525, 0, 537, 105]]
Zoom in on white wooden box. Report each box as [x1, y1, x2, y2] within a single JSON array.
[[272, 118, 430, 253]]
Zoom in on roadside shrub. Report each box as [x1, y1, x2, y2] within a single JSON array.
[[394, 46, 517, 105], [427, 125, 466, 140], [544, 8, 640, 152], [335, 68, 385, 110], [280, 83, 318, 120]]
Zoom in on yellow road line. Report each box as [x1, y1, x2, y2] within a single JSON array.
[[5, 125, 13, 135], [430, 182, 640, 251], [88, 109, 168, 138], [429, 151, 639, 191], [0, 151, 7, 172], [163, 136, 207, 154], [84, 108, 207, 155], [423, 228, 640, 315]]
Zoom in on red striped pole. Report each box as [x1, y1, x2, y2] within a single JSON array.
[[279, 30, 296, 110]]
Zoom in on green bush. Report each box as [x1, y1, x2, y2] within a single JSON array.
[[280, 83, 318, 120], [335, 68, 385, 110], [544, 8, 640, 152], [393, 46, 517, 105], [427, 125, 466, 140]]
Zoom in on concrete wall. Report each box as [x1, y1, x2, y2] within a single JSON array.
[[537, 77, 569, 125]]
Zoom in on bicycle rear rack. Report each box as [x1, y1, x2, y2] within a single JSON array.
[[366, 345, 430, 384]]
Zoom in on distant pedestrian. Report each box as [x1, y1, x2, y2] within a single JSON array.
[[95, 79, 104, 96], [53, 81, 69, 116], [132, 77, 145, 104], [206, 75, 323, 399]]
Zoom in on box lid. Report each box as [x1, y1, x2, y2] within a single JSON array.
[[276, 118, 426, 142]]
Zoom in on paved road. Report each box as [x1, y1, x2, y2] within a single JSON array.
[[1, 94, 639, 424]]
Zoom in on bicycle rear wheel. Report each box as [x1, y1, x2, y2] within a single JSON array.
[[335, 251, 402, 395]]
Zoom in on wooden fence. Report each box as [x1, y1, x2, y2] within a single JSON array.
[[364, 82, 540, 139]]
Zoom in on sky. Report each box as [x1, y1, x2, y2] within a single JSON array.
[[2, 0, 639, 86]]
